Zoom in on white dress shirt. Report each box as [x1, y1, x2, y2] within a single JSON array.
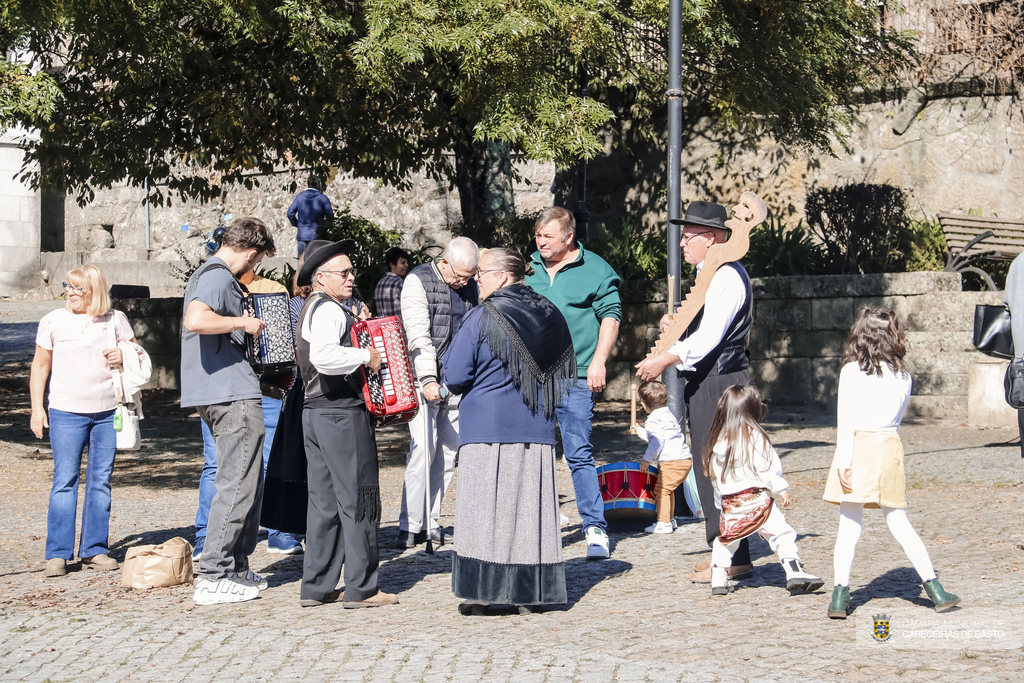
[[833, 362, 911, 470], [635, 406, 692, 463], [709, 432, 788, 510], [300, 295, 370, 375], [669, 261, 747, 372]]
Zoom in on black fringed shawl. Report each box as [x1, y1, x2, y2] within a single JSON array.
[[479, 284, 576, 419]]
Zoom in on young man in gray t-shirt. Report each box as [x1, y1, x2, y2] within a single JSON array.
[[181, 216, 276, 605]]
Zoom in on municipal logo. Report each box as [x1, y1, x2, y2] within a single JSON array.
[[872, 614, 892, 642]]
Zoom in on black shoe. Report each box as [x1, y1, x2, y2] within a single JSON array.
[[393, 530, 427, 549], [458, 601, 488, 616]]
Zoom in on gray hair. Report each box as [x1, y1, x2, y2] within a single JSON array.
[[482, 248, 534, 284], [443, 236, 480, 268]]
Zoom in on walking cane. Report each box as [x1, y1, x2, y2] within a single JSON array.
[[415, 381, 435, 555]]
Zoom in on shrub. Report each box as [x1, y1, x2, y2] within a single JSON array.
[[906, 216, 948, 273], [586, 219, 683, 282], [449, 211, 540, 252], [745, 217, 825, 278], [805, 183, 913, 274]]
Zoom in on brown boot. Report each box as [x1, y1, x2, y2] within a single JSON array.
[[44, 558, 67, 577], [691, 563, 752, 583], [81, 554, 119, 571]]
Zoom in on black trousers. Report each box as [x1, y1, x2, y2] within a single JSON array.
[[301, 406, 381, 602], [680, 368, 752, 566]]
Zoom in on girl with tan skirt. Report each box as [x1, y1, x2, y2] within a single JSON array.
[[824, 307, 959, 618]]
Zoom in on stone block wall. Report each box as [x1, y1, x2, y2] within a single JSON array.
[[605, 271, 1007, 423], [0, 130, 44, 295], [120, 271, 1009, 424]]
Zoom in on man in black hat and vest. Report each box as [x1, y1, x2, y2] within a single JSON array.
[[294, 240, 399, 608], [635, 201, 755, 583]]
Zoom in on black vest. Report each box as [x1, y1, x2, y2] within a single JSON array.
[[685, 262, 753, 380], [409, 261, 479, 376], [296, 292, 364, 409]]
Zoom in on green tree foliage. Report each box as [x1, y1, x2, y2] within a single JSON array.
[[3, 0, 912, 208]]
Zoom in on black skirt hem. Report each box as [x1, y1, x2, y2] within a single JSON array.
[[452, 553, 566, 605]]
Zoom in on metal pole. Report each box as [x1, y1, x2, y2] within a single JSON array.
[[664, 0, 684, 423], [144, 177, 151, 255], [573, 66, 590, 242]]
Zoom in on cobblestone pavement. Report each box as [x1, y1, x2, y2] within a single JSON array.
[[1, 359, 1022, 679]]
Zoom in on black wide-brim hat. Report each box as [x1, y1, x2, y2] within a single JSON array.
[[669, 200, 729, 230], [297, 239, 357, 286]]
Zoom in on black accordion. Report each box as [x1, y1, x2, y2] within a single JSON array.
[[242, 292, 296, 375]]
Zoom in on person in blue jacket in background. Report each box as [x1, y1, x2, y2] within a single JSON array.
[[287, 175, 335, 257]]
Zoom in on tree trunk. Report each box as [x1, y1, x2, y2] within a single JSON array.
[[453, 138, 515, 229]]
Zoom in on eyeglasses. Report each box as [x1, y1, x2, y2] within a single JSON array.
[[321, 268, 357, 280], [473, 268, 503, 281], [62, 282, 86, 294], [444, 260, 475, 284], [681, 231, 713, 244]]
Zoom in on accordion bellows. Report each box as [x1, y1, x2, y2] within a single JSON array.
[[350, 316, 419, 425]]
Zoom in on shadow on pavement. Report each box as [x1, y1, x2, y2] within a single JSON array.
[[109, 525, 198, 559], [849, 566, 945, 614]]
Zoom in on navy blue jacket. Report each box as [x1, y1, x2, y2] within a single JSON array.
[[287, 189, 335, 241]]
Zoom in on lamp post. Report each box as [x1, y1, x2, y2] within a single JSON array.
[[573, 66, 590, 242], [664, 0, 684, 421]]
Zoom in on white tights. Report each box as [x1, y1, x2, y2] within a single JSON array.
[[833, 501, 937, 586]]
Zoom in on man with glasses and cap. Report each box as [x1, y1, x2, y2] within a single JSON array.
[[394, 236, 480, 549], [635, 201, 756, 583], [293, 240, 398, 608]]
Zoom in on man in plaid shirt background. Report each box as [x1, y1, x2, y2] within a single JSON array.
[[374, 247, 411, 319]]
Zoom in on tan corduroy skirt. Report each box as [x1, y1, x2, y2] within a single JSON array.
[[823, 431, 906, 509]]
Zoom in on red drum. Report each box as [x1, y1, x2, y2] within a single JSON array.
[[596, 462, 659, 523], [350, 316, 419, 426]]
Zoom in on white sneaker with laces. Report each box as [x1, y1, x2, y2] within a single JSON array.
[[194, 576, 260, 605], [231, 568, 269, 590], [584, 527, 610, 560], [644, 521, 675, 534]]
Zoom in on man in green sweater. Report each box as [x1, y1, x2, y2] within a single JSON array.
[[526, 207, 621, 559]]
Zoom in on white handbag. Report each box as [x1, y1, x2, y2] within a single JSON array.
[[108, 315, 142, 451]]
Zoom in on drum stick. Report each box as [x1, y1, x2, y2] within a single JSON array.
[[668, 274, 676, 314], [629, 382, 637, 434]]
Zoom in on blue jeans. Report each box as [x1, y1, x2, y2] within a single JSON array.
[[46, 408, 117, 560], [297, 240, 310, 258], [554, 379, 606, 532], [195, 395, 282, 539]]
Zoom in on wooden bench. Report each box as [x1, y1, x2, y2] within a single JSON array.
[[937, 213, 1024, 290]]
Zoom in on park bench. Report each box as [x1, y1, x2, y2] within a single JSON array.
[[937, 212, 1024, 291]]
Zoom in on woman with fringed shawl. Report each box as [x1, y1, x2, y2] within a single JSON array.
[[442, 247, 576, 616]]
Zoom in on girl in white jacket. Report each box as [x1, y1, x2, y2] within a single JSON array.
[[704, 384, 822, 596]]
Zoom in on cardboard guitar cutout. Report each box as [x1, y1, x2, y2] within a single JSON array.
[[648, 192, 768, 358]]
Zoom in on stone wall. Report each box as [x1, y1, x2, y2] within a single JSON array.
[[605, 271, 1012, 425], [0, 129, 43, 295], [120, 271, 1013, 425]]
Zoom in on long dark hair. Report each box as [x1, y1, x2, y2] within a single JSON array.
[[703, 384, 770, 484], [843, 306, 908, 377]]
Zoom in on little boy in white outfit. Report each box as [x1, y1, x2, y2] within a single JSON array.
[[633, 381, 692, 534]]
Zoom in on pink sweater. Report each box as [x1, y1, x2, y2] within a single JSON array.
[[36, 309, 135, 414]]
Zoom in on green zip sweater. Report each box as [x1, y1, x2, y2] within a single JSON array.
[[525, 244, 621, 378]]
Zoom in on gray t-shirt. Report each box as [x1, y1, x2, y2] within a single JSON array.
[[180, 257, 261, 407]]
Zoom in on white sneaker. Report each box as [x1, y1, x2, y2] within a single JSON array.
[[194, 576, 260, 605], [585, 527, 610, 560], [644, 521, 675, 534], [231, 568, 269, 591], [559, 514, 569, 526]]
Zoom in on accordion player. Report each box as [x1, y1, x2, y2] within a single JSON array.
[[350, 316, 419, 425]]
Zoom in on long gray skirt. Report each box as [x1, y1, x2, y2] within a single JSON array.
[[452, 442, 566, 606]]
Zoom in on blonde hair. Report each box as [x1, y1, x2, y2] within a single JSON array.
[[65, 265, 111, 317]]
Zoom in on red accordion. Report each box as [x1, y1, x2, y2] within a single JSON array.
[[350, 316, 419, 426]]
